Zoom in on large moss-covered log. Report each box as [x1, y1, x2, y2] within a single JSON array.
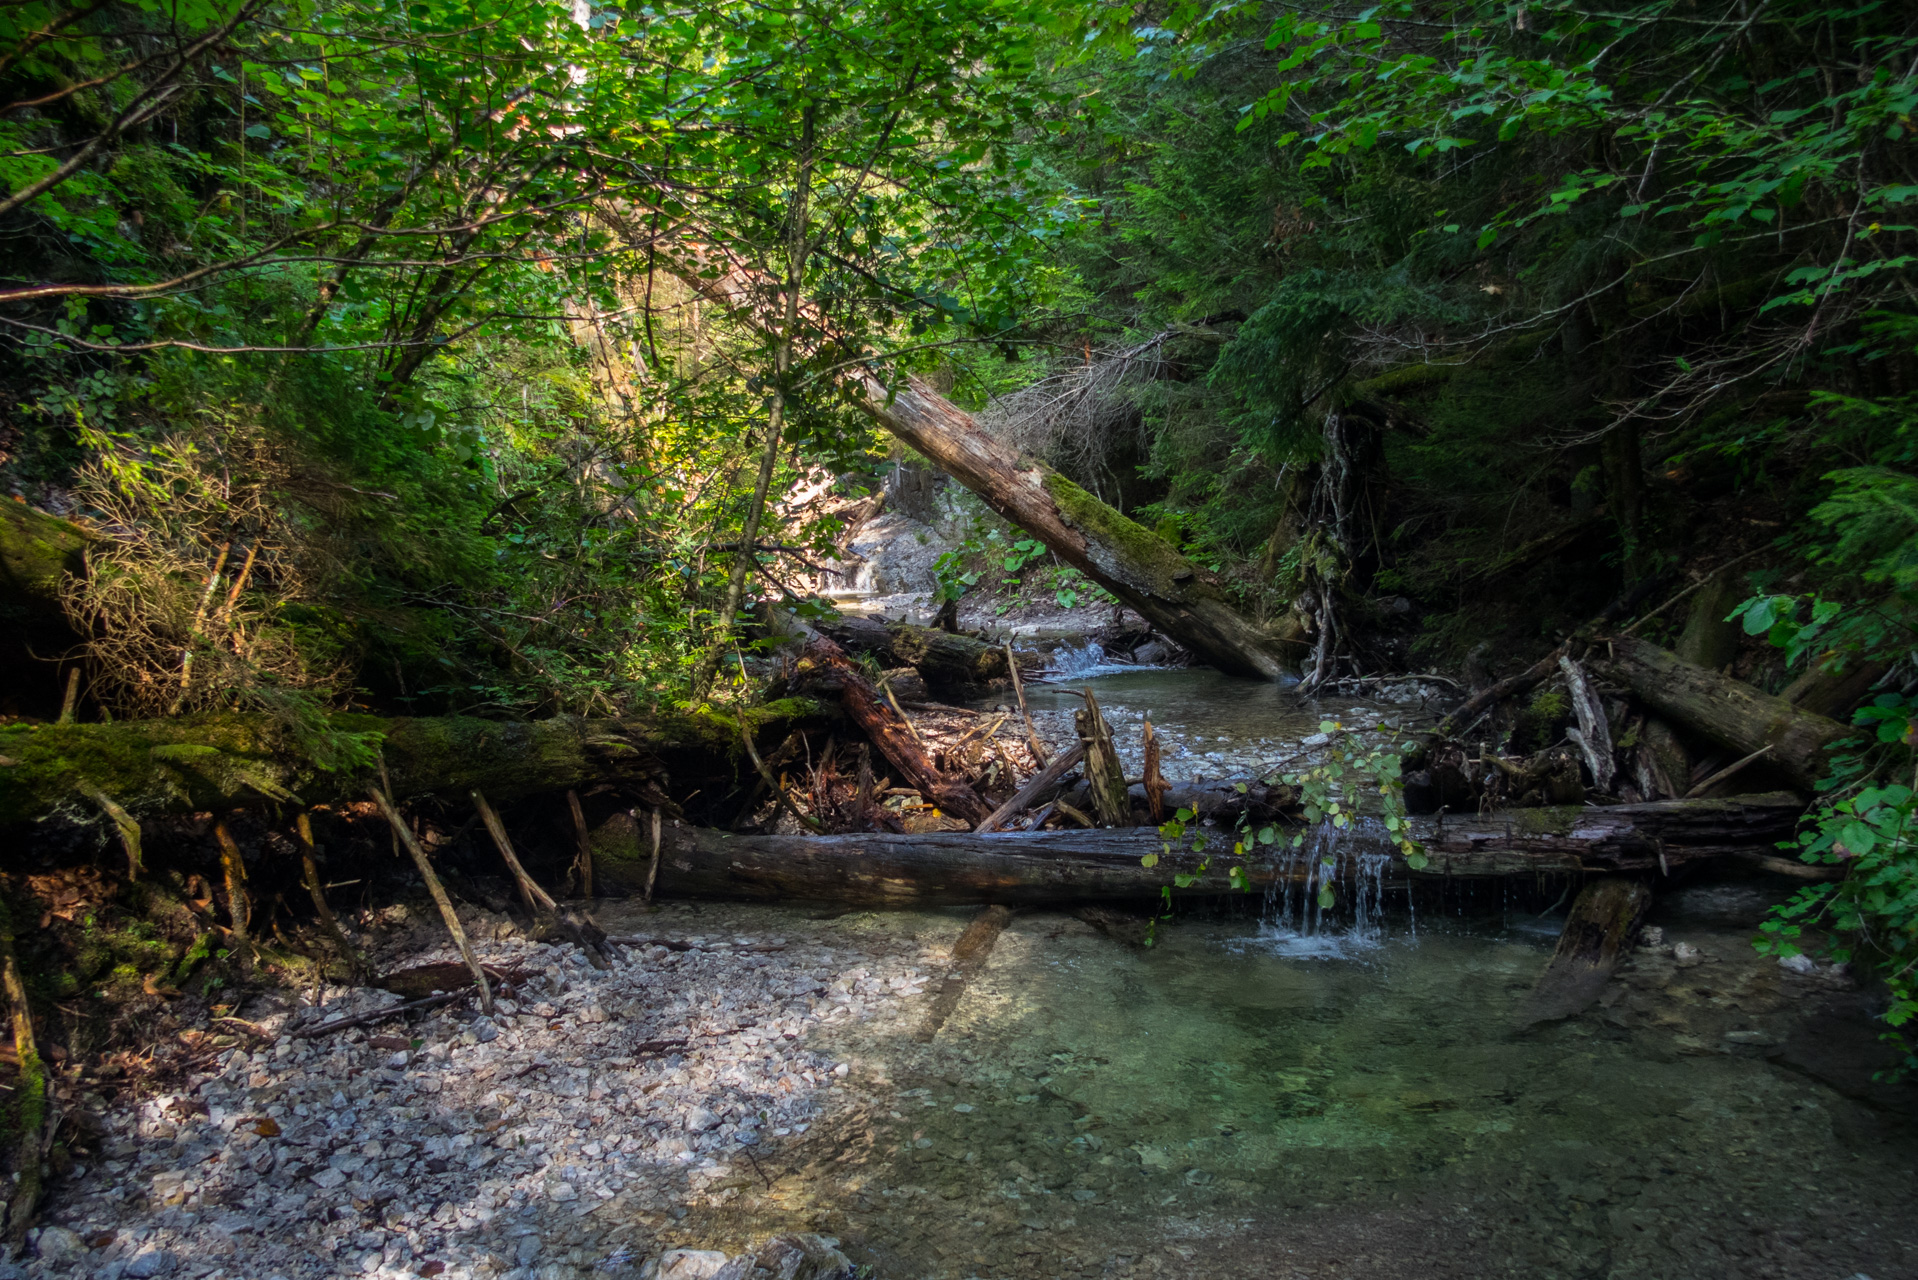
[[816, 614, 1017, 690], [629, 792, 1803, 906], [1599, 637, 1848, 791], [849, 374, 1297, 680], [0, 701, 825, 826], [0, 500, 93, 612]]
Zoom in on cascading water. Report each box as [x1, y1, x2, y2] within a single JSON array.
[[1041, 640, 1177, 680], [1241, 817, 1403, 959]]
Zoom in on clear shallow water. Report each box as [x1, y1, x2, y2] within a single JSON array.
[[674, 901, 1917, 1280], [1017, 665, 1383, 742], [1001, 665, 1430, 790], [668, 668, 1916, 1278]]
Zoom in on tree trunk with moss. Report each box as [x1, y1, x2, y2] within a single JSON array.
[[0, 701, 825, 827], [847, 373, 1299, 680], [0, 501, 94, 613], [676, 253, 1299, 680]]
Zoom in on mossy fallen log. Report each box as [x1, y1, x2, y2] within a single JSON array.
[[629, 792, 1804, 906], [0, 700, 825, 826], [0, 500, 94, 613]]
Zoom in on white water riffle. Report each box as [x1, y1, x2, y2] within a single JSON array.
[[1230, 817, 1409, 961]]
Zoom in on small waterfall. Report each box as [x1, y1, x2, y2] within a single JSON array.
[[1041, 640, 1175, 680], [1245, 818, 1401, 959], [1047, 641, 1109, 678]]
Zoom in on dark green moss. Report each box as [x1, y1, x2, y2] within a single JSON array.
[[1042, 471, 1206, 597]]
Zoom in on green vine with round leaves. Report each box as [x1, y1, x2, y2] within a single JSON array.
[[1137, 718, 1426, 943]]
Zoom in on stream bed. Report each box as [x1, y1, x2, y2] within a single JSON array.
[[30, 673, 1918, 1280], [661, 667, 1918, 1279], [675, 891, 1917, 1280]]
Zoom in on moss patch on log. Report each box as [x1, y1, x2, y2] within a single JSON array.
[[1, 701, 826, 828], [0, 501, 95, 610], [1042, 471, 1218, 599]]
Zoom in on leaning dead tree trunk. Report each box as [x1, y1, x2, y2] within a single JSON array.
[[1075, 690, 1130, 827], [677, 254, 1298, 680], [848, 374, 1296, 679], [1600, 637, 1849, 791], [647, 792, 1802, 907]]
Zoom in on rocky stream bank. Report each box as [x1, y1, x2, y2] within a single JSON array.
[[12, 878, 1918, 1280]]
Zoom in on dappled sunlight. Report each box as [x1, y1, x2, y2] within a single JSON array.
[[32, 905, 942, 1280]]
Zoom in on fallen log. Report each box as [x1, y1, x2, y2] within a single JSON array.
[[817, 614, 1017, 690], [975, 741, 1083, 833], [1598, 637, 1848, 791], [794, 637, 993, 825], [0, 701, 826, 826], [678, 250, 1297, 680], [852, 375, 1298, 680], [645, 792, 1803, 906], [0, 500, 94, 615]]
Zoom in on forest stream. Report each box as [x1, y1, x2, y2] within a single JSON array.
[[21, 673, 1917, 1280], [7, 2, 1918, 1277]]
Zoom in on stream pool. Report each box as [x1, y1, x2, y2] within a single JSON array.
[[661, 668, 1916, 1279], [662, 892, 1915, 1280]]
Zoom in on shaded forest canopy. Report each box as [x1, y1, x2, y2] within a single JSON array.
[[1, 0, 1917, 1060]]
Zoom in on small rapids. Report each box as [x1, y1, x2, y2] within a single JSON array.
[[1037, 640, 1163, 681]]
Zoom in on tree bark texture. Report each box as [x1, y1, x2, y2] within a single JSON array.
[[816, 614, 1016, 690], [0, 701, 826, 827], [1075, 691, 1129, 827], [1514, 877, 1653, 1026], [1599, 637, 1848, 791], [633, 792, 1803, 907]]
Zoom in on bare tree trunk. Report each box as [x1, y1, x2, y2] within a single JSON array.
[[645, 792, 1802, 906]]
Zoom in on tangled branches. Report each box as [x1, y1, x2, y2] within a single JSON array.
[[976, 328, 1210, 487], [62, 414, 345, 725]]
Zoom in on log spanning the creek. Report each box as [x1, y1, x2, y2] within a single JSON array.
[[647, 792, 1805, 907]]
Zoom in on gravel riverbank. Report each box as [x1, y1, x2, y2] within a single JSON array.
[[15, 900, 945, 1280]]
